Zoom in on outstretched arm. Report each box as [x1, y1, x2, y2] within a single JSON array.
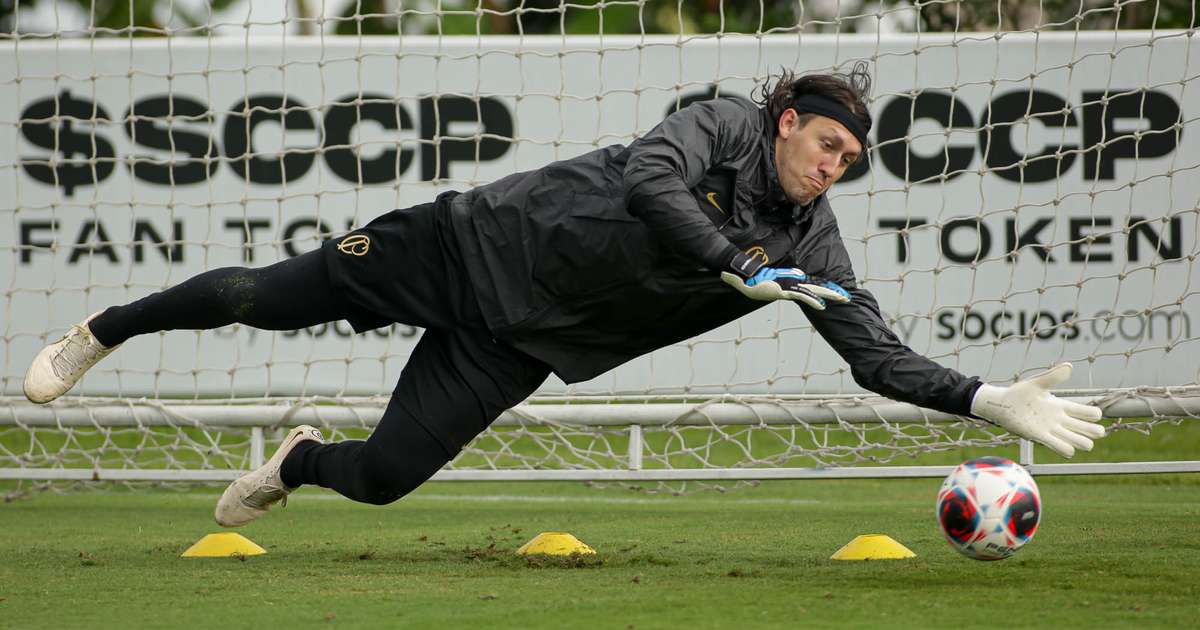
[[804, 292, 1105, 457], [758, 204, 1106, 457], [805, 287, 982, 416]]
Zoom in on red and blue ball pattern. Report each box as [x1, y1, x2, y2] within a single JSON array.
[[937, 486, 980, 545], [936, 457, 1041, 560], [1004, 487, 1041, 541]]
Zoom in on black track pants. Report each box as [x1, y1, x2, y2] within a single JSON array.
[[88, 249, 346, 346], [280, 326, 550, 504], [88, 199, 551, 505]]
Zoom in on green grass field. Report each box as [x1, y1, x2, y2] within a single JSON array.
[[2, 425, 1199, 629]]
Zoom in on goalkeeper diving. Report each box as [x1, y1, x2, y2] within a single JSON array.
[[23, 63, 1106, 527]]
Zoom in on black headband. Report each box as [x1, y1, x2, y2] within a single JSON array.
[[790, 94, 870, 150]]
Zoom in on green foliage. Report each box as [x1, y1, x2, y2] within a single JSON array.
[[1, 0, 242, 35], [915, 0, 1195, 31], [3, 1, 1195, 37]]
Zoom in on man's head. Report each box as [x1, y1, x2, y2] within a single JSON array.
[[756, 62, 872, 205]]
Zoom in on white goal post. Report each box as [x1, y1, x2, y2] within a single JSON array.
[[2, 391, 1199, 483], [2, 2, 1199, 485]]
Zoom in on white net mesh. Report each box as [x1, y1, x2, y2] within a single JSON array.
[[1, 1, 1198, 487]]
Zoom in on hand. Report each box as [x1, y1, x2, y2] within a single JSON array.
[[970, 362, 1106, 458], [720, 267, 851, 310]]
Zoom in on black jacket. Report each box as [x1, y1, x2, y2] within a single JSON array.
[[449, 97, 981, 416]]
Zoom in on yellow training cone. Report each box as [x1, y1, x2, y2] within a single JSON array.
[[515, 532, 596, 556], [181, 532, 267, 558], [830, 534, 916, 560]]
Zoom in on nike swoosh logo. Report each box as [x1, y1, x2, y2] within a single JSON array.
[[705, 192, 725, 214]]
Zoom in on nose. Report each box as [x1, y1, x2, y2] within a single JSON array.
[[816, 159, 834, 181]]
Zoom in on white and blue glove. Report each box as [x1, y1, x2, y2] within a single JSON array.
[[971, 362, 1106, 458], [720, 253, 851, 310]]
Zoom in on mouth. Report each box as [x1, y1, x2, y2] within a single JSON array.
[[806, 176, 825, 189]]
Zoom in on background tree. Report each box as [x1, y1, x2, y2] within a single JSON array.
[[2, 0, 1194, 37]]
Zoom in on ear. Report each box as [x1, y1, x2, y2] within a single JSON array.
[[777, 108, 799, 139]]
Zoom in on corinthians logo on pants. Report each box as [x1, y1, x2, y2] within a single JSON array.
[[337, 234, 371, 256]]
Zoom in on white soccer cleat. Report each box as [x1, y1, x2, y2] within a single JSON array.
[[214, 425, 324, 528], [23, 311, 121, 404]]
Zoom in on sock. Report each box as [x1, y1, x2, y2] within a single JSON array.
[[279, 440, 319, 489], [86, 307, 124, 348]]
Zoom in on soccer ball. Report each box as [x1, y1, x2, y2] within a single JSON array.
[[936, 456, 1041, 561]]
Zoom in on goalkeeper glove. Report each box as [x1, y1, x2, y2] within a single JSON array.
[[720, 252, 851, 310], [970, 362, 1106, 458]]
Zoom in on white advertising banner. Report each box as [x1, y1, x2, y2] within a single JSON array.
[[2, 32, 1197, 397]]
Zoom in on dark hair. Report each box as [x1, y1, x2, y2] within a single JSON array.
[[755, 61, 873, 139]]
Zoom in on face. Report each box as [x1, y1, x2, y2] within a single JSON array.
[[774, 109, 863, 205]]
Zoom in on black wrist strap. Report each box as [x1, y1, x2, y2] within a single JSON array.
[[729, 251, 766, 279]]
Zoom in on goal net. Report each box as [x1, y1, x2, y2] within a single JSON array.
[[2, 0, 1198, 487]]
